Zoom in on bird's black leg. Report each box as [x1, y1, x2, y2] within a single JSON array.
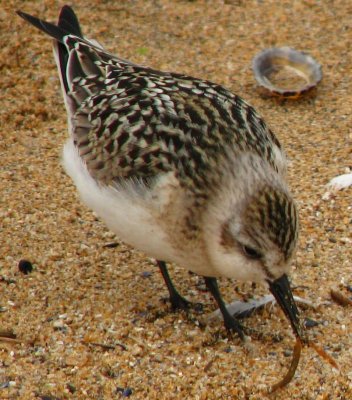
[[204, 276, 245, 340], [157, 260, 189, 310]]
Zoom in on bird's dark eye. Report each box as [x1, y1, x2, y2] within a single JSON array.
[[243, 245, 262, 260]]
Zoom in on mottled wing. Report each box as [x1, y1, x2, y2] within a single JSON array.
[[67, 43, 284, 191], [17, 8, 285, 192]]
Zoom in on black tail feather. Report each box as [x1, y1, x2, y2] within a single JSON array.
[[16, 6, 82, 42], [17, 6, 83, 95], [58, 5, 83, 37], [17, 10, 68, 43]]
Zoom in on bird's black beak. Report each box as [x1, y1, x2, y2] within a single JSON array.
[[268, 274, 305, 341]]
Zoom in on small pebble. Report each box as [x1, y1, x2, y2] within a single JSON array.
[[311, 262, 319, 268], [116, 387, 133, 397], [122, 388, 133, 397], [53, 320, 67, 332], [18, 259, 33, 275], [67, 383, 76, 394], [304, 318, 319, 328], [331, 288, 352, 306], [131, 345, 143, 356], [0, 381, 15, 389], [103, 242, 119, 248], [283, 350, 293, 357]]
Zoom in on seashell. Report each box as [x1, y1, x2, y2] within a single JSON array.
[[252, 47, 322, 98]]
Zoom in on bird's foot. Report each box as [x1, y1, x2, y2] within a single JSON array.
[[163, 294, 204, 314], [169, 292, 190, 311], [223, 314, 246, 341]]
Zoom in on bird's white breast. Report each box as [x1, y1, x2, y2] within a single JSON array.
[[62, 140, 180, 263]]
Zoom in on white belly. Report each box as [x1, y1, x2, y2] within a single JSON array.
[[62, 140, 179, 263]]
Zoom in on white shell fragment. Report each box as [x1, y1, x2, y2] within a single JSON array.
[[252, 47, 322, 97], [326, 173, 352, 191]]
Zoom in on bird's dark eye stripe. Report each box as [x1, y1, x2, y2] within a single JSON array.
[[243, 245, 262, 260]]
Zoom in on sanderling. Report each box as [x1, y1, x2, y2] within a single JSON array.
[[17, 6, 304, 340]]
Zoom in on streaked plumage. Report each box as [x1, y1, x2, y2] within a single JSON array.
[[17, 6, 304, 341]]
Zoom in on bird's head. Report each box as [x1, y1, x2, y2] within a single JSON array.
[[204, 181, 304, 339]]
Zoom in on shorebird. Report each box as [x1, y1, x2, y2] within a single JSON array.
[[17, 6, 304, 341]]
